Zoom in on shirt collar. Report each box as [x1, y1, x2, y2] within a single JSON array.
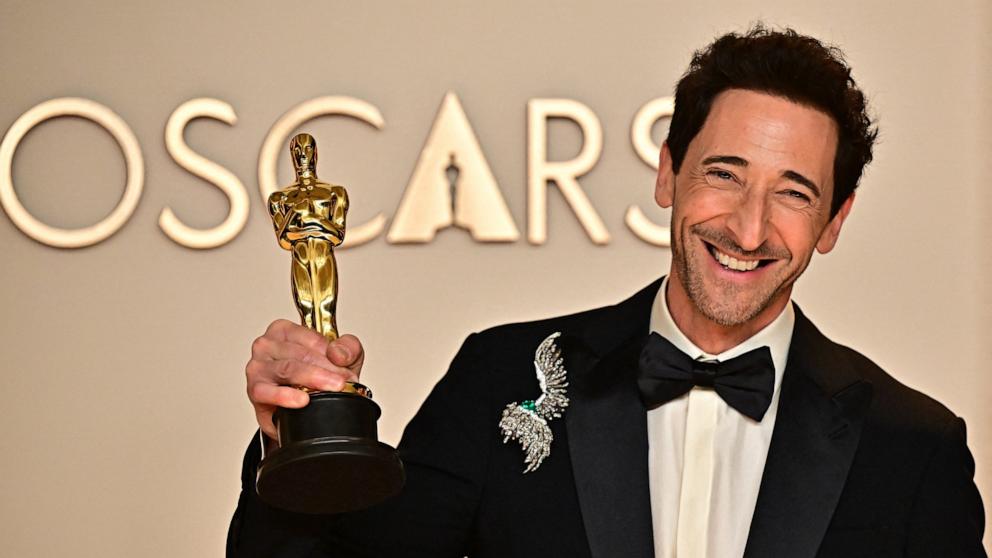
[[650, 276, 795, 379]]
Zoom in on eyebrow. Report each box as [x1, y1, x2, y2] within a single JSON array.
[[701, 155, 822, 199], [701, 155, 748, 167], [782, 170, 822, 198]]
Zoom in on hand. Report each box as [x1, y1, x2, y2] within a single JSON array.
[[245, 319, 365, 439]]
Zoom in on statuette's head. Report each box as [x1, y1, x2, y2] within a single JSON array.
[[290, 133, 318, 178]]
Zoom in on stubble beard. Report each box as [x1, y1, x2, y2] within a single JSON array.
[[672, 224, 796, 327]]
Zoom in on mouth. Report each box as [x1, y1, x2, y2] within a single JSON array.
[[703, 240, 776, 273]]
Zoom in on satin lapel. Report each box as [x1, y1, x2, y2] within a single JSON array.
[[744, 308, 874, 558], [563, 279, 661, 558]]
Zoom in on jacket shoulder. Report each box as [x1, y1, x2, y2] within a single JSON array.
[[471, 304, 610, 358], [829, 339, 961, 439], [467, 278, 662, 368]]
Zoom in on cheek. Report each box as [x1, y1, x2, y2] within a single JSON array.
[[770, 208, 822, 254], [677, 187, 737, 222]]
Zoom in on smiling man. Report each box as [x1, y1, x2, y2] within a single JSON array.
[[659, 87, 850, 351], [229, 27, 986, 557]]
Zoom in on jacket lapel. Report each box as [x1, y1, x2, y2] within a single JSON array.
[[744, 307, 874, 557], [563, 279, 661, 558]]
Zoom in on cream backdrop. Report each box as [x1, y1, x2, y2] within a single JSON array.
[[1, 1, 989, 556]]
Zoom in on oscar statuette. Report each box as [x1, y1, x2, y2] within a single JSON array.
[[255, 133, 404, 514]]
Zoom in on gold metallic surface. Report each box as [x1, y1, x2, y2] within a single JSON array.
[[258, 96, 385, 249], [268, 133, 348, 341], [294, 382, 372, 399]]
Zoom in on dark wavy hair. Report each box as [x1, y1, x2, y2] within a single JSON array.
[[666, 25, 878, 216]]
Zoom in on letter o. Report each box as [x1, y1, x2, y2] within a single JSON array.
[[0, 97, 143, 248], [259, 96, 386, 248]]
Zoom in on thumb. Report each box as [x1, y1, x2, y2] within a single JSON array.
[[327, 334, 364, 381]]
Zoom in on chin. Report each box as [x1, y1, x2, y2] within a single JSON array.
[[694, 290, 768, 327], [685, 262, 790, 328]]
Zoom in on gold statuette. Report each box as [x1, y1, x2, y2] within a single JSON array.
[[268, 133, 348, 341], [256, 133, 404, 515]]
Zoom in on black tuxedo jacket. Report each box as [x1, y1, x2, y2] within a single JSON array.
[[228, 279, 986, 557]]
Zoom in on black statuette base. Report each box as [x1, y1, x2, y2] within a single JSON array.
[[256, 391, 405, 515]]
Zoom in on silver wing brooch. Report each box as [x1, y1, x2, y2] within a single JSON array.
[[498, 331, 570, 473]]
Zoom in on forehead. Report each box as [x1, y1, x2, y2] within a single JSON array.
[[692, 89, 838, 185]]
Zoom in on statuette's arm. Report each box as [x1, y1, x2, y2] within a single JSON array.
[[329, 185, 349, 243], [268, 192, 294, 250]]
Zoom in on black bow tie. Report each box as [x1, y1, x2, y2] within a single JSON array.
[[637, 332, 775, 421]]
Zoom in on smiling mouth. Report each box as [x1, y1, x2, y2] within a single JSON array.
[[704, 241, 775, 273]]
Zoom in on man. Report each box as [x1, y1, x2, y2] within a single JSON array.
[[229, 27, 986, 557]]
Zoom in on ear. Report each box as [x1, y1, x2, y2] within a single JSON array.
[[654, 142, 676, 209], [815, 193, 855, 254]]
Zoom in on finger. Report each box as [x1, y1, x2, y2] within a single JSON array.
[[256, 409, 277, 440], [253, 359, 351, 391], [249, 381, 310, 409], [257, 337, 335, 370], [264, 319, 330, 355], [327, 334, 364, 381]]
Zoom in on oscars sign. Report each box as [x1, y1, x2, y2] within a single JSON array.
[[0, 94, 674, 250], [256, 133, 404, 514]]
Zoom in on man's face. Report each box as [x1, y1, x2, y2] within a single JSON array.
[[656, 89, 854, 329]]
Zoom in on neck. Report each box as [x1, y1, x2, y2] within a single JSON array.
[[664, 269, 790, 354], [296, 166, 315, 179]]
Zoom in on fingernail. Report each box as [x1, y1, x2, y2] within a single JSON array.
[[333, 344, 349, 360]]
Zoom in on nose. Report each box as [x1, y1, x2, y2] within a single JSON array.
[[725, 188, 770, 252]]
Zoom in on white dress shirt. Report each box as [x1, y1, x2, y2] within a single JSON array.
[[648, 276, 795, 558]]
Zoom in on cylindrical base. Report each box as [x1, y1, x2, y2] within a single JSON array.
[[256, 391, 405, 514]]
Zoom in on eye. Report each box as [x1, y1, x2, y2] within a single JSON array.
[[779, 189, 813, 205], [704, 168, 738, 184]]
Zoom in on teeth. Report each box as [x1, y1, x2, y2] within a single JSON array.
[[710, 246, 760, 272]]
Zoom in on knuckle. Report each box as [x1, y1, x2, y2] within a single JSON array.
[[266, 319, 291, 335], [297, 348, 316, 365], [248, 382, 266, 402], [245, 359, 267, 382], [251, 336, 269, 357], [276, 359, 294, 380]]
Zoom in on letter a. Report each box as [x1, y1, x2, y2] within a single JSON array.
[[387, 92, 519, 243]]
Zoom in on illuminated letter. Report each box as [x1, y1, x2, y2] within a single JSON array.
[[527, 98, 608, 245], [0, 98, 143, 248], [160, 98, 248, 249], [259, 96, 385, 248], [626, 97, 673, 247], [387, 92, 519, 243]]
